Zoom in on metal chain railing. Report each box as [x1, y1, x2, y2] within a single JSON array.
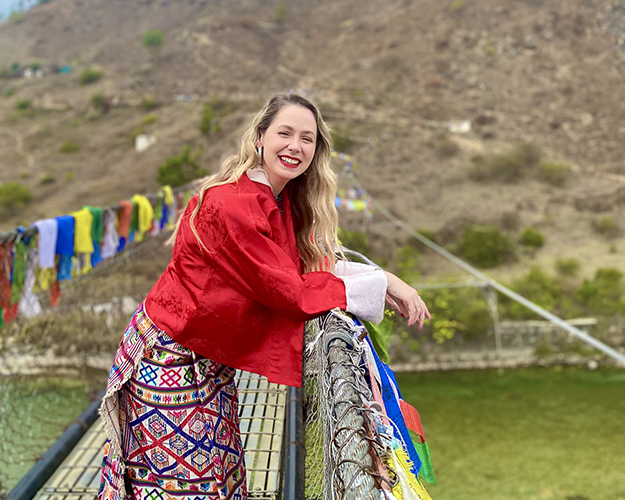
[[305, 312, 387, 500]]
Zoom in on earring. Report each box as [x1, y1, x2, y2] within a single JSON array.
[[257, 146, 263, 158]]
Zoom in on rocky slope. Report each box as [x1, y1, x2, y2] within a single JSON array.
[[1, 0, 625, 280]]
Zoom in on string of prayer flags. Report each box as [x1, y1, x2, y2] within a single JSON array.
[[71, 208, 95, 276], [117, 201, 133, 239], [86, 206, 104, 267], [129, 200, 140, 240], [131, 194, 155, 242], [0, 182, 192, 329], [162, 185, 175, 229], [355, 318, 434, 498], [331, 151, 373, 218], [55, 215, 75, 282], [101, 209, 119, 259], [334, 191, 373, 219], [155, 185, 176, 231], [331, 151, 357, 173], [0, 243, 13, 313], [18, 244, 42, 319], [399, 400, 436, 483], [10, 235, 28, 305], [32, 218, 57, 268]]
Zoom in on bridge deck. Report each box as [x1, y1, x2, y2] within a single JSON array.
[[34, 372, 287, 500]]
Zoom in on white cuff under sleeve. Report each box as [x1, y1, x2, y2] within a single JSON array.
[[334, 260, 387, 324]]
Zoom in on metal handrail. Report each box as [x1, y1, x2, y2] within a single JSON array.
[[282, 386, 305, 500]]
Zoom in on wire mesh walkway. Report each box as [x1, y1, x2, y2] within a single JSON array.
[[32, 371, 287, 500]]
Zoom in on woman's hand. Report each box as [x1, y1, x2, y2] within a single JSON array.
[[383, 271, 431, 328]]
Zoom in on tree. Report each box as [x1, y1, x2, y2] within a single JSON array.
[[142, 30, 165, 49], [0, 182, 32, 213], [78, 68, 103, 85], [157, 146, 207, 187]]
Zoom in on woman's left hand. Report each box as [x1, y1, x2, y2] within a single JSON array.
[[383, 271, 431, 328]]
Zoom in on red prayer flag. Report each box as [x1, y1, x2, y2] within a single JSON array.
[[399, 399, 426, 443]]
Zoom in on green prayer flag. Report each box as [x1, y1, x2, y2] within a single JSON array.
[[409, 430, 436, 483], [362, 317, 394, 364], [11, 240, 27, 305], [85, 206, 104, 243], [154, 191, 164, 223], [130, 201, 140, 234]]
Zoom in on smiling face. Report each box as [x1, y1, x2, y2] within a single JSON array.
[[257, 104, 318, 194]]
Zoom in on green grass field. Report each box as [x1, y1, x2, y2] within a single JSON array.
[[396, 367, 625, 500]]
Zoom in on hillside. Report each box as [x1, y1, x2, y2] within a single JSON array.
[[1, 0, 625, 282]]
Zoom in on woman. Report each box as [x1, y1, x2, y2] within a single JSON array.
[[98, 93, 430, 500]]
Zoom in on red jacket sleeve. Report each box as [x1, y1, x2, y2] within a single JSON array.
[[198, 193, 348, 322]]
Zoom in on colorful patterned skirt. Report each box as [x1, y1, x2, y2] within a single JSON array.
[[98, 304, 248, 500]]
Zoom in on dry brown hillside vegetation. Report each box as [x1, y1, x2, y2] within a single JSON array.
[[1, 0, 625, 287]]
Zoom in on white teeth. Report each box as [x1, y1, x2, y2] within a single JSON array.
[[280, 156, 300, 165]]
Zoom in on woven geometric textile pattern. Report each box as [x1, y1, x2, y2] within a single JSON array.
[[99, 329, 247, 500]]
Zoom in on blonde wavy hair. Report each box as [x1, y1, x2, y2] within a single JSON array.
[[169, 93, 342, 272]]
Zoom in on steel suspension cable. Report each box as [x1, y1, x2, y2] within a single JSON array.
[[348, 174, 625, 366]]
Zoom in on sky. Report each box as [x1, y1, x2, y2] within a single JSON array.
[[0, 0, 38, 19]]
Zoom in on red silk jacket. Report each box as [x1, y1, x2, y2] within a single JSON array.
[[144, 174, 348, 386]]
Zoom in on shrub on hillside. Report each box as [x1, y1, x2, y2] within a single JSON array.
[[578, 268, 625, 316], [0, 182, 32, 212], [555, 258, 581, 277], [593, 215, 619, 238], [59, 141, 80, 153], [142, 114, 158, 125], [200, 98, 236, 136], [157, 146, 207, 187], [39, 173, 56, 185], [207, 97, 237, 116], [538, 161, 570, 186], [9, 12, 25, 24], [516, 142, 542, 167], [142, 30, 165, 48], [504, 266, 568, 319], [78, 68, 103, 85], [200, 102, 216, 136], [141, 94, 157, 111], [450, 0, 465, 11], [337, 228, 370, 256], [91, 92, 107, 112], [331, 127, 353, 152], [394, 245, 421, 284], [16, 100, 30, 110], [469, 142, 541, 183], [419, 286, 491, 344], [456, 225, 515, 268], [274, 2, 287, 22], [417, 228, 438, 244], [519, 226, 544, 249]]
